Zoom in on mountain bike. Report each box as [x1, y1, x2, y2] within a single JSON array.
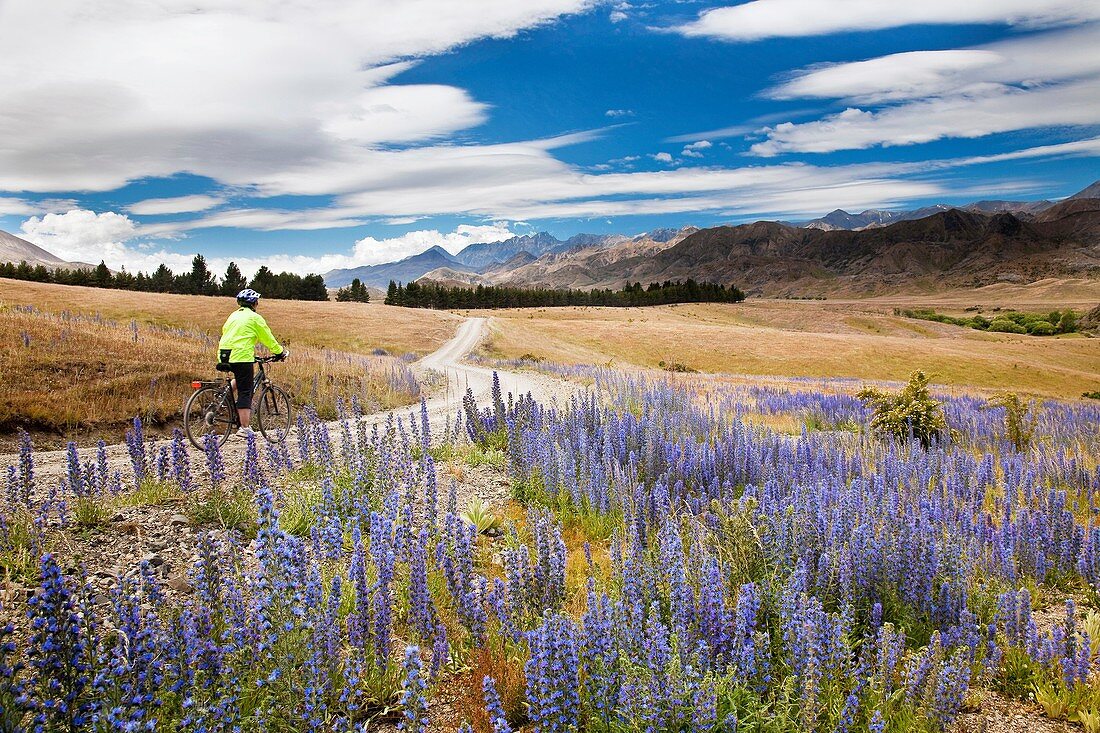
[[183, 356, 293, 449]]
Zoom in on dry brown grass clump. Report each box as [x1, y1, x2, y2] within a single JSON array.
[[0, 303, 420, 443], [453, 646, 528, 733], [0, 278, 461, 357]]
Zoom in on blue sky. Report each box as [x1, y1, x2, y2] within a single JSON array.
[[0, 0, 1098, 276]]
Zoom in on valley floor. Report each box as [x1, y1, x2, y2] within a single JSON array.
[[473, 280, 1100, 399]]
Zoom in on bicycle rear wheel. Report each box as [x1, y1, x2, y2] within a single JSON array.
[[256, 384, 293, 444], [183, 386, 234, 449]]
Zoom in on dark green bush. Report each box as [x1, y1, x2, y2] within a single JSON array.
[[858, 370, 949, 448]]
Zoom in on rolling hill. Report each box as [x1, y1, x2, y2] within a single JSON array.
[[0, 229, 93, 269]]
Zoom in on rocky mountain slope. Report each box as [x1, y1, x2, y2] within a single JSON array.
[[325, 245, 475, 288], [478, 227, 699, 289], [479, 198, 1100, 296], [337, 181, 1100, 295]]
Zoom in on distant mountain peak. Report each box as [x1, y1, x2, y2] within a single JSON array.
[[1069, 180, 1100, 200]]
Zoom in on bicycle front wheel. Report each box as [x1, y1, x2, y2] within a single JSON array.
[[183, 386, 234, 449], [256, 384, 293, 444]]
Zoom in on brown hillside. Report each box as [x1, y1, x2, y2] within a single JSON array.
[[490, 206, 1100, 296]]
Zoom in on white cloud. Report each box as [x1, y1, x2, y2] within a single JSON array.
[[681, 140, 712, 158], [751, 25, 1100, 155], [18, 208, 521, 276], [651, 152, 674, 163], [752, 82, 1100, 155], [20, 210, 138, 265], [609, 2, 630, 23], [128, 194, 226, 215], [672, 0, 1100, 41], [605, 109, 635, 117], [349, 223, 517, 265], [769, 50, 1004, 103], [0, 0, 596, 193], [769, 26, 1100, 103], [0, 197, 78, 216]]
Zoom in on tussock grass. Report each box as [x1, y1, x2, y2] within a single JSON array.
[[0, 300, 421, 439]]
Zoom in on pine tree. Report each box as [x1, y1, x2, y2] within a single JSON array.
[[189, 254, 214, 294], [222, 262, 247, 296], [92, 261, 112, 287]]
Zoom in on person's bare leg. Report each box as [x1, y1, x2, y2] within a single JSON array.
[[239, 408, 251, 429]]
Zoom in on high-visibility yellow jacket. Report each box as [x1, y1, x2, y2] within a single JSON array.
[[218, 307, 283, 363]]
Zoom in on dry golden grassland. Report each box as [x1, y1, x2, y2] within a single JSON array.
[[0, 279, 460, 357], [0, 290, 437, 446], [474, 281, 1100, 398]]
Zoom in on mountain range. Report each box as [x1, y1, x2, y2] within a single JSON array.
[[3, 181, 1099, 297]]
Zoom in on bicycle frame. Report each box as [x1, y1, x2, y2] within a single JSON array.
[[188, 356, 278, 424]]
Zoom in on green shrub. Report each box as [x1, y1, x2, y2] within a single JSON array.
[[990, 392, 1035, 452], [988, 319, 1027, 334], [900, 307, 1077, 335], [1026, 320, 1056, 335], [857, 370, 948, 447]]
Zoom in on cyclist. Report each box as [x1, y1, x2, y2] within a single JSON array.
[[218, 289, 287, 437]]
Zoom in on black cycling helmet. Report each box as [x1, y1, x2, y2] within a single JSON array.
[[236, 288, 261, 308]]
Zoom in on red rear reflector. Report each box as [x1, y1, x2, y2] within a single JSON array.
[[191, 381, 202, 389]]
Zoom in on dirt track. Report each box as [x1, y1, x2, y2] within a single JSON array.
[[0, 316, 580, 489]]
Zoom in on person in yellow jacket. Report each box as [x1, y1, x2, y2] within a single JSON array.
[[218, 288, 287, 436]]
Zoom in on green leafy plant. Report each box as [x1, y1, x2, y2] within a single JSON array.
[[188, 487, 257, 535], [1084, 610, 1100, 659], [1035, 683, 1074, 720], [71, 496, 110, 529], [278, 483, 321, 537], [1079, 708, 1100, 733], [461, 499, 504, 535], [116, 478, 185, 507], [857, 370, 949, 447], [990, 392, 1036, 452]]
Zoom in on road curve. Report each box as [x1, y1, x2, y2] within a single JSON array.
[[1, 316, 577, 482]]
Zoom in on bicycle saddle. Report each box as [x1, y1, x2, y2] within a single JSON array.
[[216, 363, 234, 372]]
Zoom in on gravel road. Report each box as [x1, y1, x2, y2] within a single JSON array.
[[0, 316, 581, 488]]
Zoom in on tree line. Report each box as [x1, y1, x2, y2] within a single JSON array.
[[335, 278, 370, 302], [385, 279, 746, 309], [0, 255, 329, 301]]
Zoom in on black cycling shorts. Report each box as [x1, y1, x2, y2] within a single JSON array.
[[219, 350, 255, 409], [231, 362, 255, 409]]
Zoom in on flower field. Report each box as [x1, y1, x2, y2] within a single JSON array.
[[1, 370, 1099, 732]]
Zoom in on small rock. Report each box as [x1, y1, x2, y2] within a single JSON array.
[[167, 575, 193, 593], [148, 541, 167, 552], [170, 514, 190, 526], [141, 553, 165, 567]]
